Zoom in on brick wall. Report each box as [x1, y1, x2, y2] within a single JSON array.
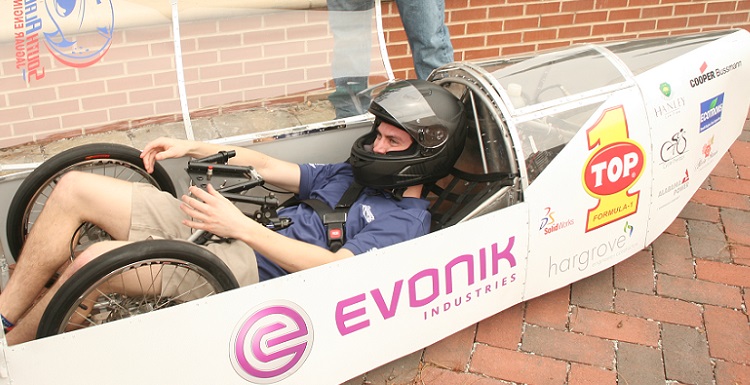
[[1, 0, 749, 150], [386, 0, 750, 79]]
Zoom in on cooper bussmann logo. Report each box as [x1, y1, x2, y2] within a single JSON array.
[[231, 301, 314, 384], [582, 106, 645, 232], [690, 60, 742, 88]]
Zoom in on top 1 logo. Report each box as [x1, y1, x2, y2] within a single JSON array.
[[582, 106, 645, 232]]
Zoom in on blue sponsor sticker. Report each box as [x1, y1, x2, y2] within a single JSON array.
[[699, 93, 724, 132]]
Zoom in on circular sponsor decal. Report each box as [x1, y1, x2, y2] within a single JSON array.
[[230, 301, 314, 383]]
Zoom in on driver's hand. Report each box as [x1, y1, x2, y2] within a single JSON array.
[[179, 184, 257, 239], [140, 137, 193, 173]]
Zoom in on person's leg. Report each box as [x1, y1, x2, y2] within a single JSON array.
[[394, 0, 454, 80], [5, 240, 131, 344], [327, 0, 374, 118], [0, 171, 134, 332]]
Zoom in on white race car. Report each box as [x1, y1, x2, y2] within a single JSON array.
[[0, 5, 747, 384]]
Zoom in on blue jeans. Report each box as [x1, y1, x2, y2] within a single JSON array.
[[325, 0, 454, 117], [394, 0, 454, 80]]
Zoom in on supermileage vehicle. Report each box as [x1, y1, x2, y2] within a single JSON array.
[[0, 3, 748, 384]]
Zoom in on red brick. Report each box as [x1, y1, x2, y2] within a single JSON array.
[[696, 260, 750, 288], [663, 218, 688, 236], [527, 2, 561, 15], [470, 345, 567, 385], [451, 8, 489, 22], [739, 165, 750, 180], [614, 250, 654, 294], [730, 141, 750, 167], [715, 360, 750, 385], [502, 44, 537, 55], [720, 207, 750, 246], [610, 8, 641, 21], [575, 11, 608, 23], [732, 244, 750, 266], [488, 5, 525, 19], [476, 303, 523, 349], [641, 6, 674, 18], [657, 17, 688, 29], [418, 365, 504, 385], [719, 12, 750, 24], [626, 20, 656, 33], [571, 268, 614, 311], [678, 202, 720, 223], [657, 273, 744, 308], [675, 3, 706, 15], [614, 289, 703, 327], [505, 17, 540, 30], [424, 326, 476, 371], [570, 307, 660, 347], [541, 14, 575, 28], [467, 21, 503, 34], [690, 188, 750, 211], [688, 15, 719, 27], [569, 363, 617, 385], [526, 286, 570, 329], [521, 325, 615, 368], [651, 233, 694, 277], [562, 0, 595, 13], [523, 29, 558, 42], [706, 1, 738, 13], [711, 152, 739, 178], [712, 176, 750, 195], [486, 31, 523, 46], [592, 23, 625, 35], [704, 305, 750, 364], [559, 26, 593, 39]]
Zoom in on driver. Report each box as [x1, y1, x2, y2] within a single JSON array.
[[0, 79, 467, 345]]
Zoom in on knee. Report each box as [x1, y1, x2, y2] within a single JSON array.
[[50, 171, 87, 202], [64, 241, 123, 278]]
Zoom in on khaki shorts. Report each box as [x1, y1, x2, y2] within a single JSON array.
[[129, 183, 259, 297]]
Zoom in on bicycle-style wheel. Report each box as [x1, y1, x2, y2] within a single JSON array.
[[5, 143, 177, 261], [36, 240, 239, 339]]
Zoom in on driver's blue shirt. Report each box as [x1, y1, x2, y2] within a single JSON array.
[[254, 162, 431, 281]]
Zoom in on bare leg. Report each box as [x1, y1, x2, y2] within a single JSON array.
[[0, 172, 134, 331], [5, 241, 130, 345]]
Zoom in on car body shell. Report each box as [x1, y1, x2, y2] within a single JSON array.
[[0, 5, 748, 384]]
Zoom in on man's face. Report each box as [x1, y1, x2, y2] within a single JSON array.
[[372, 121, 413, 154]]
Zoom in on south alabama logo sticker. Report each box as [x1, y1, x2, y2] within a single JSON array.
[[582, 106, 645, 232], [231, 300, 314, 383]]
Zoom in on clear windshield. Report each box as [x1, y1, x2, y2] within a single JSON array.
[[0, 2, 390, 146]]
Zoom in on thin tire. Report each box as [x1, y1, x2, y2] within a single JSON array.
[[5, 143, 176, 261], [36, 240, 239, 339]]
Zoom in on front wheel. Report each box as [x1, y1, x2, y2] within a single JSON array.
[[5, 143, 177, 262], [36, 240, 239, 339]]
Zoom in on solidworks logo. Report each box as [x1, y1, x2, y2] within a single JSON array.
[[231, 301, 314, 383]]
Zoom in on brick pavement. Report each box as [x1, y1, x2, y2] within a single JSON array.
[[345, 116, 750, 385]]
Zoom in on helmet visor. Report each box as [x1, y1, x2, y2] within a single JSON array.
[[372, 82, 449, 149]]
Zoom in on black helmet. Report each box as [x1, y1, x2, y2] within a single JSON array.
[[349, 80, 467, 190]]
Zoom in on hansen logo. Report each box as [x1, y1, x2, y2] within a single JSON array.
[[231, 301, 313, 384], [582, 106, 645, 232], [699, 93, 724, 132]]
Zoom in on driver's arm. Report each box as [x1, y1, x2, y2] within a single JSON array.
[[141, 137, 302, 193], [182, 184, 354, 271]]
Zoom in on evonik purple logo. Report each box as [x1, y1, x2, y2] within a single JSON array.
[[335, 237, 518, 336], [231, 301, 314, 384]]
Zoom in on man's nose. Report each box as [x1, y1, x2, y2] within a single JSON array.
[[372, 139, 388, 154]]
